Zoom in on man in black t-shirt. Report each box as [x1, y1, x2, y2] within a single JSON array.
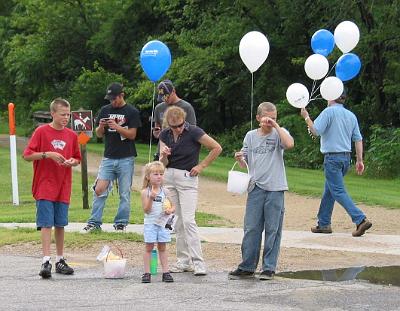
[[83, 82, 141, 232]]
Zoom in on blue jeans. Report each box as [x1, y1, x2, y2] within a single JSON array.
[[239, 186, 285, 272], [317, 154, 365, 227], [88, 157, 134, 227]]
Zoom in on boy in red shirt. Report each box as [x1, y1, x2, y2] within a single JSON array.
[[23, 98, 81, 278]]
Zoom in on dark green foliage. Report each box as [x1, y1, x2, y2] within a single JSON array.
[[215, 122, 250, 157], [0, 0, 399, 175], [365, 125, 400, 178], [276, 100, 324, 169]]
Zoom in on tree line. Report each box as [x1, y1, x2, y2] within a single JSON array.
[[0, 0, 399, 176]]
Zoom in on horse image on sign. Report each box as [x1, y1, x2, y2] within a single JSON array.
[[71, 111, 93, 132]]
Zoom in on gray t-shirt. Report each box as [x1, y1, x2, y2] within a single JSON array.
[[242, 128, 290, 192], [154, 99, 196, 127]]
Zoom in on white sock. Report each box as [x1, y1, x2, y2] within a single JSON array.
[[56, 255, 64, 263], [42, 256, 51, 264]]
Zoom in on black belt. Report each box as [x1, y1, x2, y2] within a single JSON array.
[[324, 152, 351, 156]]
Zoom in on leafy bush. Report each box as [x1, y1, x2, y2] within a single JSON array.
[[215, 122, 250, 157], [69, 63, 127, 113], [278, 111, 323, 169], [365, 125, 400, 178]]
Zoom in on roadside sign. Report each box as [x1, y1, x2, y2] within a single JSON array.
[[77, 132, 91, 145], [71, 110, 93, 132]]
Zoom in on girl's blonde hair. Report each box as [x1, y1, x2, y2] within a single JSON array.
[[142, 161, 165, 189]]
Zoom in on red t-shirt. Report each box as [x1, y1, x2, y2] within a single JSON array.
[[23, 124, 81, 204]]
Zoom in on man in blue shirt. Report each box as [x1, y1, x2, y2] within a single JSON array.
[[300, 89, 372, 237]]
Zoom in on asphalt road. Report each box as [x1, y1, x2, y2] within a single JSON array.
[[1, 254, 399, 311]]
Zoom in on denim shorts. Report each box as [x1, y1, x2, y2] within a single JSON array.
[[144, 224, 171, 243], [36, 200, 69, 230]]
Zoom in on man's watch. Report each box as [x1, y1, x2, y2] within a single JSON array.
[[42, 152, 47, 159]]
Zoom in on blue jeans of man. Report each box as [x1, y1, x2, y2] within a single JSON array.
[[317, 154, 365, 227], [88, 157, 134, 227], [239, 186, 285, 272]]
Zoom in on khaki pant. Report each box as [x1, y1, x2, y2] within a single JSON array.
[[164, 168, 205, 269]]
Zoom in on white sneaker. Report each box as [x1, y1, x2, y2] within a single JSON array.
[[170, 264, 194, 273], [194, 264, 207, 276], [81, 224, 101, 234]]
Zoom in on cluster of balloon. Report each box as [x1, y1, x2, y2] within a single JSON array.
[[239, 31, 270, 128], [286, 21, 361, 108], [139, 40, 172, 162]]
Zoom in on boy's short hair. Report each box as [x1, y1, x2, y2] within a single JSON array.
[[257, 102, 276, 115], [50, 98, 70, 112]]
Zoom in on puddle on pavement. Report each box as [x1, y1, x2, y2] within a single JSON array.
[[277, 266, 400, 287]]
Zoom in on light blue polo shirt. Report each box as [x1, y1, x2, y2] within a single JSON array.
[[313, 103, 362, 154]]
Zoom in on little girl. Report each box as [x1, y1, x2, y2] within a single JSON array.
[[141, 161, 175, 283]]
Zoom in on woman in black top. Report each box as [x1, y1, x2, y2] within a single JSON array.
[[159, 106, 222, 276]]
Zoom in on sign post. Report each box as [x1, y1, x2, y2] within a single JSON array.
[[71, 110, 93, 209], [8, 103, 19, 205]]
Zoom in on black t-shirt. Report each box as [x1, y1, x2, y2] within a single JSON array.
[[97, 103, 141, 158], [159, 123, 205, 171]]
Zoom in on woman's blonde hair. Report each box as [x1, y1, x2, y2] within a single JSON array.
[[142, 161, 165, 189], [163, 106, 187, 128]]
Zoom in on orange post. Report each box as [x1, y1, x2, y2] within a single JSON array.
[[8, 103, 16, 135], [8, 102, 19, 205]]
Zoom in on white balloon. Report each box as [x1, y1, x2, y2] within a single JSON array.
[[304, 54, 329, 80], [320, 77, 344, 101], [334, 21, 360, 53], [286, 83, 310, 108], [239, 31, 270, 73]]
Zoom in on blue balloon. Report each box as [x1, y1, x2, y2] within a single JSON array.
[[335, 53, 361, 81], [311, 29, 335, 57], [140, 40, 172, 82]]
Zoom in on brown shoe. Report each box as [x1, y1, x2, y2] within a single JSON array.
[[311, 225, 332, 234], [352, 218, 372, 237]]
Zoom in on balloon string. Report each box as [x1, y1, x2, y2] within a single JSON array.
[[250, 72, 254, 130], [310, 80, 317, 99], [148, 83, 157, 163], [309, 60, 338, 101], [309, 95, 323, 102]]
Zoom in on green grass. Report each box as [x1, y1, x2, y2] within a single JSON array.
[[286, 167, 400, 208], [119, 142, 400, 209], [0, 227, 143, 247], [0, 115, 32, 136], [0, 146, 226, 225], [1, 140, 399, 229]]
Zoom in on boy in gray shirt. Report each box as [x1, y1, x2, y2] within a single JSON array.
[[228, 102, 294, 280]]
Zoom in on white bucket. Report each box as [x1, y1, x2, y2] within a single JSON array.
[[227, 161, 250, 195], [104, 258, 127, 279], [103, 247, 127, 279]]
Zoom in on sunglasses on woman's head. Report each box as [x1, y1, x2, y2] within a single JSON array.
[[169, 122, 185, 129]]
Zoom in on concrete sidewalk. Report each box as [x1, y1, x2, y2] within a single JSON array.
[[2, 222, 400, 256]]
